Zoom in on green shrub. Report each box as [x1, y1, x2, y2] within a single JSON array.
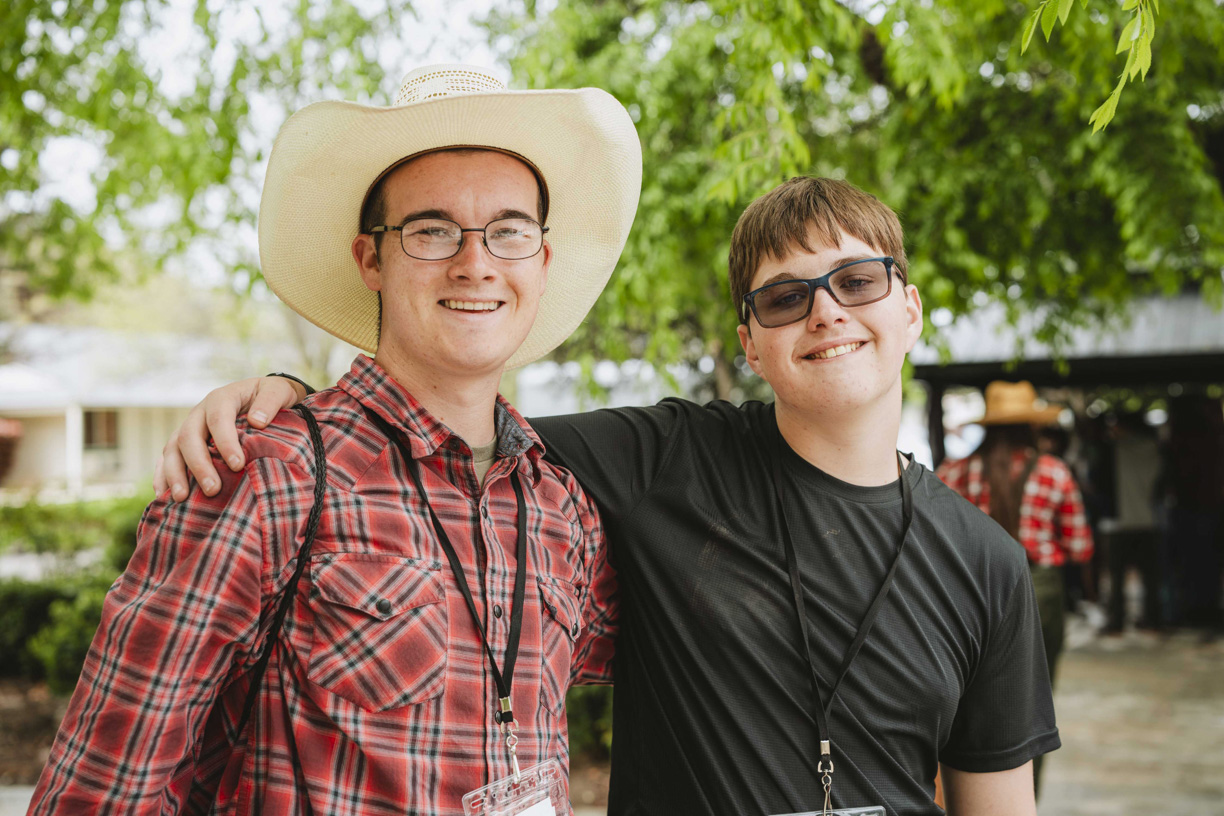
[[566, 685, 613, 759], [28, 577, 114, 695], [0, 578, 75, 678], [0, 491, 149, 565]]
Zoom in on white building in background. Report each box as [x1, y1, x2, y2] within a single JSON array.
[[0, 324, 269, 500]]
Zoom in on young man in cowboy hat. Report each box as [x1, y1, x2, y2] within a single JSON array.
[[159, 177, 1056, 814], [30, 66, 639, 815]]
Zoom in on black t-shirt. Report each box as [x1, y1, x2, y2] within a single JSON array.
[[533, 398, 1059, 816]]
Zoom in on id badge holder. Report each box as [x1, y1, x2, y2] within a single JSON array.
[[771, 808, 885, 816], [462, 758, 567, 816]]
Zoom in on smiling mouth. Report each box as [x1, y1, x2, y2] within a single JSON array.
[[441, 300, 502, 312], [803, 342, 865, 361]]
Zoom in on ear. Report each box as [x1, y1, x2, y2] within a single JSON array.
[[903, 283, 923, 353], [737, 322, 766, 379], [538, 237, 553, 292], [353, 233, 382, 293]]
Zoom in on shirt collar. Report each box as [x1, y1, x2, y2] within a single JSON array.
[[338, 355, 545, 484]]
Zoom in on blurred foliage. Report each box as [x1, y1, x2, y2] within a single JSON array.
[[0, 491, 148, 561], [0, 577, 74, 679], [487, 0, 1224, 398], [566, 685, 614, 758], [0, 493, 142, 690], [1, 0, 410, 312], [28, 578, 113, 694]]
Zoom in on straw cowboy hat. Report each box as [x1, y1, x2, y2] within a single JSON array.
[[258, 64, 642, 368], [974, 381, 1064, 426]]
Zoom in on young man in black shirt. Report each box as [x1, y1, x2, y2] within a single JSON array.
[[159, 177, 1055, 814]]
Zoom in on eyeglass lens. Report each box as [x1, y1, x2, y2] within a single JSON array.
[[401, 218, 543, 260], [753, 260, 891, 327]]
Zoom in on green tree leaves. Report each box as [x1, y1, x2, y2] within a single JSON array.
[[1024, 0, 1161, 132], [490, 0, 1224, 396]]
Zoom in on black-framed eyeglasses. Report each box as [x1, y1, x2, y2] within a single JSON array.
[[742, 257, 897, 328], [369, 217, 549, 261]]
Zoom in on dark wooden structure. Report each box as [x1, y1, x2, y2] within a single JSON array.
[[911, 295, 1224, 465]]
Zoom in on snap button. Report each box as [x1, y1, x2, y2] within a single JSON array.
[[481, 506, 490, 519], [571, 623, 579, 637], [376, 598, 392, 615], [493, 604, 503, 619]]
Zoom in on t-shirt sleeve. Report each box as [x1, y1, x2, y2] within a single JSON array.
[[530, 401, 687, 524], [940, 562, 1061, 772]]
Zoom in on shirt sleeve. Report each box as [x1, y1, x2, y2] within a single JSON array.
[[569, 488, 619, 686], [1054, 461, 1094, 563], [939, 559, 1061, 773], [29, 465, 266, 814], [531, 401, 688, 526]]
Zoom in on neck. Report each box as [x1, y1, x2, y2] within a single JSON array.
[[373, 348, 500, 446], [774, 384, 905, 487]]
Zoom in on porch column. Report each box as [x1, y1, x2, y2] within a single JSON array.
[[65, 403, 84, 497], [926, 382, 946, 467]]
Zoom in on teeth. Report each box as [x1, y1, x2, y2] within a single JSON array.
[[810, 342, 864, 360], [444, 300, 499, 311]]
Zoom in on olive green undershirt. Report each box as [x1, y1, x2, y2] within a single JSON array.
[[471, 437, 498, 486]]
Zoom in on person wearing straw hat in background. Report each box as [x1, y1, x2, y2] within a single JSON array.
[[29, 65, 640, 815], [936, 380, 1093, 796]]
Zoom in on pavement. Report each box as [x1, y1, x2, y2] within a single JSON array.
[[4, 620, 1221, 815]]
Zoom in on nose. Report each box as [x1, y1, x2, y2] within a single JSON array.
[[806, 285, 848, 330], [447, 232, 498, 281]]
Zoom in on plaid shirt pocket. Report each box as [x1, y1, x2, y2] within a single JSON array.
[[537, 578, 584, 718], [307, 553, 448, 711]]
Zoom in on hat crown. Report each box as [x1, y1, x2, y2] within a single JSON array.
[[394, 64, 506, 106], [984, 380, 1041, 414]]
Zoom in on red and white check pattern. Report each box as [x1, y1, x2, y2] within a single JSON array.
[[31, 355, 618, 815], [937, 451, 1093, 567]]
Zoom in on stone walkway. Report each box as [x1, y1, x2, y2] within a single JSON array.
[[1038, 626, 1224, 815], [4, 625, 1221, 815]]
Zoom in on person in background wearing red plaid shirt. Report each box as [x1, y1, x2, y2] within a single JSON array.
[[936, 379, 1094, 795], [29, 65, 640, 815]]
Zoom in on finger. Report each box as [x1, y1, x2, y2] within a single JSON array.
[[248, 377, 302, 427], [180, 404, 224, 496], [202, 395, 246, 482], [160, 428, 196, 502], [153, 450, 167, 496]]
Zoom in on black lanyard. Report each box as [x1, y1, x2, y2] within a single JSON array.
[[768, 421, 914, 807], [391, 433, 529, 728]]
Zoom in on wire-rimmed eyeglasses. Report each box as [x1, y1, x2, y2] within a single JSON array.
[[369, 217, 549, 261]]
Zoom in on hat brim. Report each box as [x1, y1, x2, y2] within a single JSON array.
[[975, 406, 1065, 426], [258, 88, 642, 368]]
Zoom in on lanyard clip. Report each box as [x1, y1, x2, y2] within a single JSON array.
[[500, 712, 522, 783], [817, 741, 834, 815], [495, 695, 514, 725]]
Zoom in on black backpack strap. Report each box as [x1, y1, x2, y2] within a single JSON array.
[[233, 404, 327, 740]]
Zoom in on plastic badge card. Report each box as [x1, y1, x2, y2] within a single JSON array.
[[462, 759, 568, 816], [771, 808, 886, 816]]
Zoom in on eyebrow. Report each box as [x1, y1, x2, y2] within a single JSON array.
[[757, 254, 878, 288], [396, 207, 537, 227]]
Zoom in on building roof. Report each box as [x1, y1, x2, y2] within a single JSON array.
[[911, 294, 1224, 388], [0, 324, 270, 413]]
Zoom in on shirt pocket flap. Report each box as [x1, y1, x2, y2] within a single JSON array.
[[313, 554, 443, 621], [538, 577, 583, 642]]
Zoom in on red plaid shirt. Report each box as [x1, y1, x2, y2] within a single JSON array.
[[31, 355, 618, 815], [936, 451, 1094, 567]]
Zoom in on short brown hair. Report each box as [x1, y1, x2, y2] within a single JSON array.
[[728, 177, 908, 323]]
